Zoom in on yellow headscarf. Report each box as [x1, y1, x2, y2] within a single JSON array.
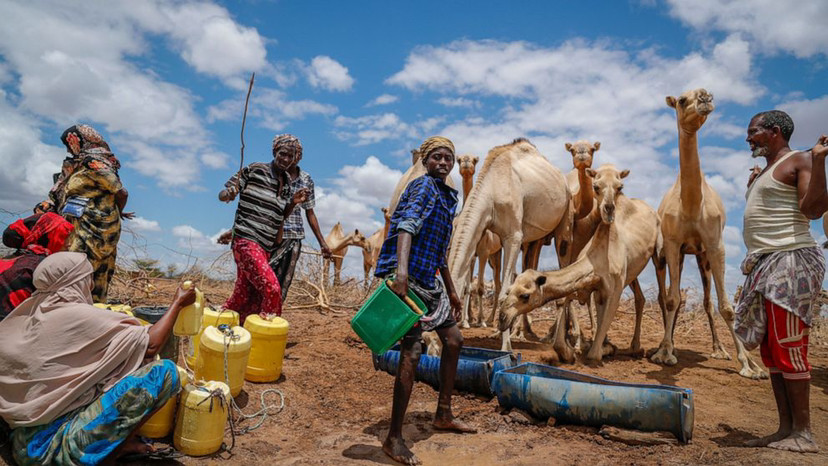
[[418, 136, 455, 160]]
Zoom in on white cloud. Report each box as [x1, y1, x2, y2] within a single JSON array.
[[208, 88, 337, 131], [367, 94, 399, 107], [332, 156, 404, 208], [779, 94, 828, 149], [200, 151, 230, 169], [127, 217, 162, 232], [172, 224, 225, 253], [438, 97, 480, 108], [305, 56, 355, 92], [334, 113, 444, 146], [664, 0, 828, 58]]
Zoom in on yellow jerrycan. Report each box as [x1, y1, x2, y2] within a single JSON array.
[[186, 307, 240, 368], [173, 281, 204, 336], [137, 363, 189, 438], [173, 381, 229, 456], [195, 325, 251, 397], [244, 315, 289, 382]]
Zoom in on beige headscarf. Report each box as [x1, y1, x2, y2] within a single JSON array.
[[0, 252, 148, 428], [419, 136, 455, 160]]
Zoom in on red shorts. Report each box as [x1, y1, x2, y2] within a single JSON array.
[[760, 298, 810, 380]]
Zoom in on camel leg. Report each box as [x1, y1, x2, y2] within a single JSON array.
[[621, 280, 645, 357], [333, 258, 343, 287], [498, 235, 523, 350], [460, 259, 473, 329], [587, 293, 596, 331], [586, 286, 620, 363], [486, 251, 502, 327], [695, 253, 729, 359], [707, 244, 767, 379], [651, 242, 681, 366], [474, 254, 487, 327], [552, 300, 576, 363]]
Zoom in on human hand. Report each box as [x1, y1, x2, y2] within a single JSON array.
[[388, 275, 409, 300], [449, 292, 463, 322], [811, 135, 828, 158], [220, 185, 238, 203], [33, 200, 54, 214], [120, 211, 135, 220], [291, 188, 309, 206], [320, 244, 332, 260], [747, 164, 761, 188], [217, 230, 233, 245], [172, 283, 196, 308]]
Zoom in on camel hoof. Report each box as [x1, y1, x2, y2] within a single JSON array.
[[710, 348, 732, 361], [540, 333, 555, 344], [623, 347, 646, 359], [461, 321, 471, 329], [739, 366, 768, 380], [479, 322, 488, 328], [554, 344, 576, 364], [512, 332, 528, 343], [650, 348, 678, 366]]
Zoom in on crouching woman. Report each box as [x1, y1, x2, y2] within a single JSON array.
[[0, 252, 195, 465]]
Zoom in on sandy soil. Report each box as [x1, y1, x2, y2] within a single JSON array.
[[3, 278, 827, 465]]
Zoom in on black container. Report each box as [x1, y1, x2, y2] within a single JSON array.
[[133, 306, 179, 362]]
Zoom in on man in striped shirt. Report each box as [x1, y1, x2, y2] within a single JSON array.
[[218, 134, 307, 323]]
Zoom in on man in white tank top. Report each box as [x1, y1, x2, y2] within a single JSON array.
[[736, 110, 828, 453]]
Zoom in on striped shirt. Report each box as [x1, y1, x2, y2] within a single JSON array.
[[225, 162, 292, 252], [282, 168, 316, 240]]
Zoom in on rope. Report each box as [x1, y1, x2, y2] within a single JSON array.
[[217, 325, 286, 453]]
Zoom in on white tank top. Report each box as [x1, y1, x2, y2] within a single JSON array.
[[743, 150, 816, 255]]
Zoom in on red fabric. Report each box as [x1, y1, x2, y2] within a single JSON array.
[[760, 298, 811, 380], [7, 213, 73, 254], [224, 237, 282, 323]]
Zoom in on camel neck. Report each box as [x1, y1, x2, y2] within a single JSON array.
[[575, 167, 594, 219], [329, 233, 354, 253], [678, 129, 703, 214], [462, 175, 474, 200]]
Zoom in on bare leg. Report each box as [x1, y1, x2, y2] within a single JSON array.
[[383, 335, 423, 465], [768, 378, 819, 453], [432, 325, 476, 433], [745, 373, 792, 447]]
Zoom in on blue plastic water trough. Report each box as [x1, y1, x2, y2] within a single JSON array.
[[491, 363, 694, 443], [372, 345, 520, 396]]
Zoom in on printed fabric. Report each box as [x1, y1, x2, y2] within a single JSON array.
[[374, 175, 458, 289], [734, 246, 825, 350], [225, 237, 283, 323], [11, 360, 179, 466], [225, 163, 291, 252], [270, 238, 302, 301]]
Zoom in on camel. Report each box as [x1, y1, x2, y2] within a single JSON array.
[[499, 165, 663, 363], [323, 223, 368, 286], [651, 88, 765, 379], [448, 138, 571, 351], [457, 154, 503, 328], [361, 207, 392, 286]]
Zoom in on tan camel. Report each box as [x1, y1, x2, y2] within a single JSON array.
[[362, 207, 392, 285], [651, 88, 765, 379], [448, 138, 571, 351], [499, 165, 662, 362], [457, 154, 503, 328], [323, 223, 368, 286]]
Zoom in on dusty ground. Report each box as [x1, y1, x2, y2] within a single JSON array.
[[3, 275, 828, 465]]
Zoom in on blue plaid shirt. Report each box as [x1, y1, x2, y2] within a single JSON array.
[[282, 168, 315, 239], [375, 174, 458, 289]]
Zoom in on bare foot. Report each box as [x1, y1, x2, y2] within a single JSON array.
[[382, 437, 420, 465], [120, 435, 154, 456], [744, 431, 789, 447], [768, 432, 820, 453], [433, 417, 477, 433]]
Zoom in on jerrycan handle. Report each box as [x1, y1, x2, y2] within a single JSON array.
[[385, 280, 424, 316]]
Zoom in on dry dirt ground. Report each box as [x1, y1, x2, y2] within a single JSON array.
[[3, 277, 828, 465]]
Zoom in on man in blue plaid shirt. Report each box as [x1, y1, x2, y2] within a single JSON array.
[[375, 136, 476, 465]]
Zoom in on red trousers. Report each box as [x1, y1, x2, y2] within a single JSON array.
[[760, 298, 810, 380], [225, 237, 282, 323]]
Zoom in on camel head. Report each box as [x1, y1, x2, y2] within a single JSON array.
[[666, 88, 714, 133], [381, 206, 391, 223], [586, 164, 629, 225], [410, 149, 422, 166], [457, 154, 479, 178], [565, 140, 601, 171], [351, 229, 369, 249], [498, 269, 549, 332]]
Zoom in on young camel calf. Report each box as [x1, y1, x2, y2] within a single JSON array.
[[499, 165, 664, 363]]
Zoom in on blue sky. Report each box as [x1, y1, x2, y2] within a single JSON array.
[[1, 0, 827, 295]]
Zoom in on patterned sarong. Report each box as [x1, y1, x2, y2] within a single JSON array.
[[734, 246, 825, 350], [11, 360, 179, 466]]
